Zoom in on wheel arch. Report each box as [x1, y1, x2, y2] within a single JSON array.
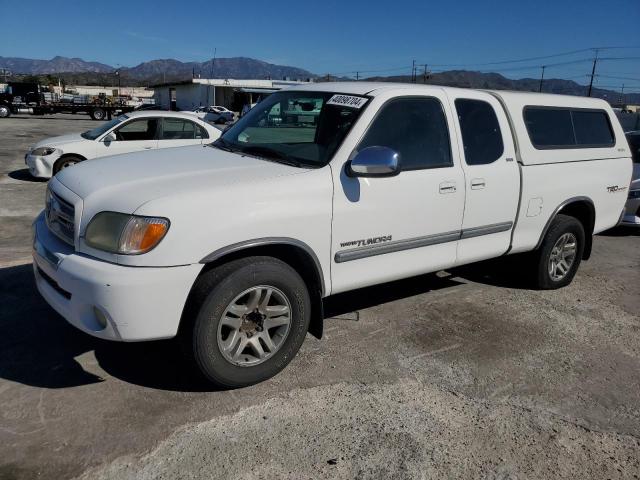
[[535, 196, 596, 260], [53, 153, 87, 173], [196, 238, 326, 339]]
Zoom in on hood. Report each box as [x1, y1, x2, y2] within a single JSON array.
[[33, 133, 85, 149], [55, 144, 307, 212]]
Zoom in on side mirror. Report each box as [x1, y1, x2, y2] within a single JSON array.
[[102, 132, 117, 143], [346, 146, 400, 178]]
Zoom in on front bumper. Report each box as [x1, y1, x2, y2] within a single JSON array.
[[25, 153, 57, 179], [32, 212, 203, 341]]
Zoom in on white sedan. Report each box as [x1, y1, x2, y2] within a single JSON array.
[[183, 105, 235, 124], [25, 111, 221, 178]]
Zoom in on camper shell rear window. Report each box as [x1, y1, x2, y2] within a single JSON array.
[[523, 106, 615, 149]]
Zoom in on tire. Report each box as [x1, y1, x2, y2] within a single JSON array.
[[53, 155, 83, 176], [0, 105, 11, 118], [184, 256, 311, 388], [533, 214, 585, 290], [91, 108, 106, 121]]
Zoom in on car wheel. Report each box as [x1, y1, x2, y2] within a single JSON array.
[[184, 256, 310, 388], [53, 156, 82, 176], [91, 108, 106, 121], [533, 214, 585, 289], [0, 105, 10, 118]]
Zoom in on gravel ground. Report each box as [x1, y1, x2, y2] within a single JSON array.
[[0, 114, 639, 480]]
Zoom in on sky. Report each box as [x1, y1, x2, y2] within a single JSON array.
[[1, 0, 639, 90]]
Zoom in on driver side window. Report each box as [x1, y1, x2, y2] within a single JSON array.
[[357, 97, 452, 170], [114, 118, 159, 141]]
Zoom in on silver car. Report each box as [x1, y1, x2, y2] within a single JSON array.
[[622, 131, 640, 226]]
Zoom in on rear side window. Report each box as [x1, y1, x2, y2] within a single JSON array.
[[358, 97, 452, 170], [161, 118, 208, 140], [524, 107, 615, 149], [455, 99, 504, 165], [572, 110, 614, 146]]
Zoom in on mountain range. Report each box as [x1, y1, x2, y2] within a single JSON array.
[[0, 56, 315, 82], [1, 55, 637, 104]]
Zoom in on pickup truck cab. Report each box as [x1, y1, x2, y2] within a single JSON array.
[[33, 83, 633, 387]]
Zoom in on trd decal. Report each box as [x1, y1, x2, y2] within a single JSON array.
[[340, 235, 392, 248], [606, 185, 628, 193]]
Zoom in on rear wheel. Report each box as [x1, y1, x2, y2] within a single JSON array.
[[532, 214, 585, 289], [0, 105, 10, 118], [53, 155, 82, 176], [91, 108, 106, 121], [184, 256, 310, 388]]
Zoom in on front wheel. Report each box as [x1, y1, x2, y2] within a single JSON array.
[[185, 256, 311, 388], [0, 105, 10, 118], [533, 214, 585, 289], [52, 156, 82, 176]]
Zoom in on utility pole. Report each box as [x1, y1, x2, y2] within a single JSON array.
[[423, 64, 428, 84], [587, 49, 598, 97], [538, 65, 545, 92], [620, 84, 625, 106], [355, 71, 359, 81], [411, 60, 416, 83], [210, 48, 217, 78]]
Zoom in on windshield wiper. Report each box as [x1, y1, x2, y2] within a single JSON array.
[[211, 137, 235, 152], [239, 145, 306, 168]]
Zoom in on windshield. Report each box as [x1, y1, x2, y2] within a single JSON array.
[[215, 91, 369, 167], [81, 115, 128, 140]]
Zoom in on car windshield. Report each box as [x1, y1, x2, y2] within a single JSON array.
[[214, 91, 369, 168], [81, 115, 128, 140]]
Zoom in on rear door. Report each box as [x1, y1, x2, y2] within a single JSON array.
[[449, 91, 520, 264], [157, 117, 209, 148]]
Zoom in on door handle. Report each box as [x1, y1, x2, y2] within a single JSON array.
[[439, 182, 457, 194], [471, 178, 486, 190]]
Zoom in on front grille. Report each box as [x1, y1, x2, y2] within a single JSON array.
[[37, 266, 72, 299], [46, 188, 75, 246]]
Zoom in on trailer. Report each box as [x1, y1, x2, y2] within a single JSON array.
[[0, 82, 137, 120]]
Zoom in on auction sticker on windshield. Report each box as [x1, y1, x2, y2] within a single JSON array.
[[326, 95, 368, 109]]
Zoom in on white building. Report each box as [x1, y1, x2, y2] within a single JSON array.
[[153, 78, 311, 112]]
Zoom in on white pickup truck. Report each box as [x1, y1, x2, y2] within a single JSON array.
[[33, 83, 632, 387]]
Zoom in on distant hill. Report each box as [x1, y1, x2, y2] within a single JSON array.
[[364, 70, 639, 104], [0, 55, 315, 83], [1, 55, 637, 104], [0, 55, 113, 74], [123, 57, 315, 83]]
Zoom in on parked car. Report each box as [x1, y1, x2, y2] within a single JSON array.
[[33, 83, 632, 387], [134, 103, 164, 111], [25, 111, 221, 178], [184, 105, 235, 124], [621, 130, 640, 226]]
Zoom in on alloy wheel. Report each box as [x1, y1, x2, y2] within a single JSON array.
[[548, 232, 577, 281], [217, 285, 292, 367]]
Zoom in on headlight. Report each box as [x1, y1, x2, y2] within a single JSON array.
[[31, 147, 57, 156], [85, 212, 170, 255]]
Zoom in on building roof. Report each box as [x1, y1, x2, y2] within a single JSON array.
[[152, 78, 311, 89]]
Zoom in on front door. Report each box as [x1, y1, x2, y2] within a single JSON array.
[[97, 117, 159, 157], [450, 92, 521, 265], [330, 91, 466, 294]]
